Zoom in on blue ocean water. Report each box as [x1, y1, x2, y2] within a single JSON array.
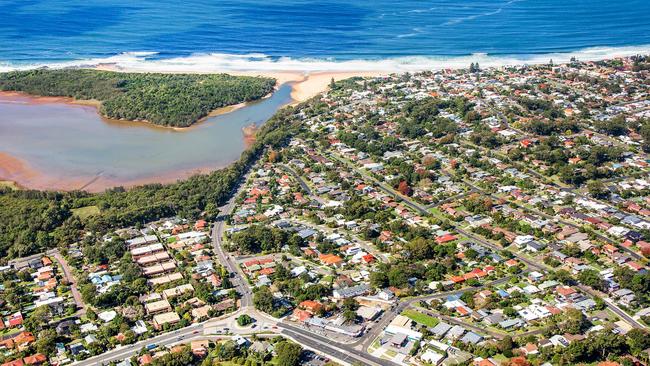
[[0, 0, 649, 69]]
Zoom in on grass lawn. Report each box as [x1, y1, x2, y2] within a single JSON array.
[[322, 275, 334, 283], [429, 207, 447, 220], [402, 309, 440, 327], [71, 205, 100, 219]]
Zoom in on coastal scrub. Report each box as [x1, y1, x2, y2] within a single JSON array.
[[0, 69, 276, 127]]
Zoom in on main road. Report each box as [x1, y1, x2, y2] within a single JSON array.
[[211, 181, 254, 308]]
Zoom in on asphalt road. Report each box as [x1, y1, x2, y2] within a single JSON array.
[[75, 323, 204, 366], [51, 249, 86, 314], [279, 322, 399, 366], [211, 184, 254, 308]]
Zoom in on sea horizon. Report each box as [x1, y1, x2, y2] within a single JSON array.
[[1, 0, 649, 73]]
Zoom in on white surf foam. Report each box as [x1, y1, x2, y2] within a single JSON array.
[[1, 45, 650, 74]]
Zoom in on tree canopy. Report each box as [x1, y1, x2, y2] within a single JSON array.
[[0, 69, 276, 127]]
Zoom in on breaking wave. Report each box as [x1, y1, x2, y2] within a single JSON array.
[[2, 45, 650, 74]]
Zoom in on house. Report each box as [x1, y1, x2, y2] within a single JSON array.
[[138, 354, 153, 365], [556, 286, 579, 302], [525, 241, 547, 252], [474, 358, 498, 366], [152, 312, 180, 330], [447, 325, 465, 340], [55, 320, 76, 336], [190, 340, 210, 357], [378, 288, 395, 301], [549, 334, 569, 347], [145, 300, 172, 315], [291, 309, 313, 322], [249, 341, 274, 354], [499, 318, 524, 329], [23, 354, 47, 365], [436, 234, 458, 244], [520, 343, 539, 356], [460, 331, 484, 345], [356, 306, 382, 321], [505, 259, 519, 268], [98, 310, 117, 323], [333, 284, 370, 299], [299, 300, 323, 314], [2, 360, 24, 366], [421, 349, 445, 365], [319, 254, 344, 267], [430, 322, 452, 339], [483, 313, 504, 326]]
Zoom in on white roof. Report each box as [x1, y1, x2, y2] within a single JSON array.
[[98, 310, 117, 322]]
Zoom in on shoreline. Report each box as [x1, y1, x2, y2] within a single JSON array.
[[0, 89, 267, 132], [226, 70, 388, 102], [0, 90, 103, 109], [0, 151, 228, 192]]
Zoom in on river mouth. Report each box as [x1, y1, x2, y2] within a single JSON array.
[[0, 83, 293, 192]]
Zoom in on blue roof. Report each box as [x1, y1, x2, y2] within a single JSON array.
[[446, 294, 460, 302]]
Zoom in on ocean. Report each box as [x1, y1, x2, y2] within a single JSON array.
[[1, 0, 649, 72]]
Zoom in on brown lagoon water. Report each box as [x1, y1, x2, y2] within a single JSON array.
[[0, 84, 292, 191]]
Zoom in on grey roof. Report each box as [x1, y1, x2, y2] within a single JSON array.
[[334, 284, 371, 298], [484, 313, 504, 324], [297, 229, 317, 239], [430, 322, 452, 337], [613, 288, 634, 297], [390, 332, 408, 345], [575, 299, 597, 310], [460, 331, 484, 344], [527, 241, 547, 251], [499, 318, 523, 328], [447, 325, 466, 339]]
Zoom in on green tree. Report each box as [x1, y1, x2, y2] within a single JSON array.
[[276, 341, 302, 366], [578, 269, 605, 291], [253, 286, 275, 313], [36, 328, 58, 356], [237, 314, 254, 326], [587, 180, 608, 199]]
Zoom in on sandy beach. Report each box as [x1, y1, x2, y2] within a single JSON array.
[[214, 70, 389, 102], [227, 70, 387, 102], [290, 71, 387, 102], [0, 90, 102, 108]]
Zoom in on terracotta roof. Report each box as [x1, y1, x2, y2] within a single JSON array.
[[1, 360, 24, 366], [23, 354, 46, 365]]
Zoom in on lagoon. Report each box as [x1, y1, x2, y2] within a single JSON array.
[[0, 84, 292, 191]]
